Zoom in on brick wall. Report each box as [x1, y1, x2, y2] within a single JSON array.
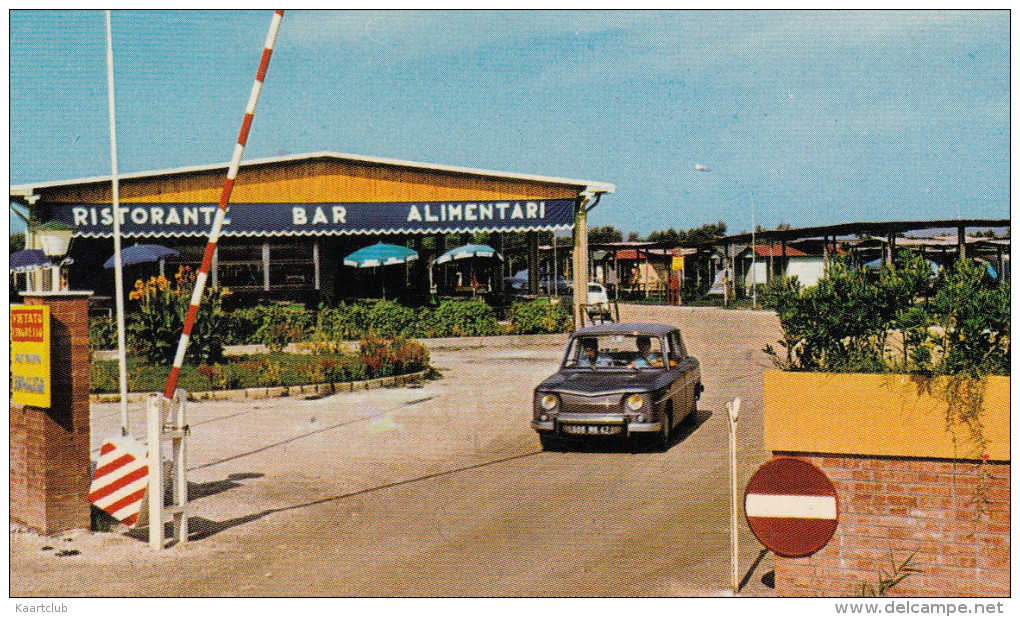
[[10, 293, 92, 534], [773, 453, 1010, 597]]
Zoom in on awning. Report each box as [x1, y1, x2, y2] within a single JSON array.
[[48, 199, 576, 239]]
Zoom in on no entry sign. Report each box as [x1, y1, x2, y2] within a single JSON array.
[[744, 457, 839, 558]]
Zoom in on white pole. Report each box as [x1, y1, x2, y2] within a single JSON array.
[[147, 394, 164, 550], [106, 10, 130, 436], [727, 397, 741, 594], [751, 194, 757, 309], [172, 389, 188, 544]]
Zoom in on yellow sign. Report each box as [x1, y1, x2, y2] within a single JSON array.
[[672, 256, 685, 271], [10, 305, 51, 408]]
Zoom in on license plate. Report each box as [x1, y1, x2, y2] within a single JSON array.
[[562, 424, 621, 436]]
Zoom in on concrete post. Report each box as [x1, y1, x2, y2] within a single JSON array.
[[572, 204, 589, 327], [10, 291, 93, 534]]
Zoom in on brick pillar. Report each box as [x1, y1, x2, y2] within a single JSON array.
[[10, 291, 93, 534]]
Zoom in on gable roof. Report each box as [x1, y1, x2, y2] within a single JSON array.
[[10, 150, 615, 202]]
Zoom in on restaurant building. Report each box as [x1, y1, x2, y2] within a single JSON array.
[[11, 151, 613, 315]]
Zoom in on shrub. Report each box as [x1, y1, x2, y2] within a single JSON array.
[[425, 299, 502, 337], [507, 298, 572, 334], [765, 252, 1009, 377], [89, 314, 117, 352], [226, 303, 313, 349], [315, 302, 372, 341], [358, 336, 430, 378], [363, 299, 421, 338]]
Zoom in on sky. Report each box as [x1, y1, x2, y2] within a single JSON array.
[[8, 10, 1011, 237]]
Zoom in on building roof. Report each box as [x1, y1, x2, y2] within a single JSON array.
[[747, 244, 809, 258], [9, 150, 615, 201], [701, 219, 1010, 246]]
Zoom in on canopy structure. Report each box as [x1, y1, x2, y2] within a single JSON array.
[[10, 249, 50, 273], [103, 244, 179, 269], [434, 243, 502, 264], [343, 242, 418, 268]]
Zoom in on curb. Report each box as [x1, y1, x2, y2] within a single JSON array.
[[89, 368, 431, 404]]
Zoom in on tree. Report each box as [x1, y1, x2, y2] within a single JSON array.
[[684, 221, 728, 245], [627, 231, 642, 242], [10, 233, 25, 252], [588, 225, 623, 244], [646, 228, 681, 245]]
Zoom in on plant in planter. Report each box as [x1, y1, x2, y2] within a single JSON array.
[[763, 252, 1009, 508]]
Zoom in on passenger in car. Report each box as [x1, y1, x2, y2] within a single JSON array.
[[632, 336, 663, 368]]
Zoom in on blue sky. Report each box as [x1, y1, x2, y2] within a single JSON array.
[[9, 10, 1010, 236]]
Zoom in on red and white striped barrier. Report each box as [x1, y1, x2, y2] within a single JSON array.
[[89, 437, 149, 527], [162, 9, 284, 400]]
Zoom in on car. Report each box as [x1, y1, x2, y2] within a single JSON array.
[[531, 322, 703, 451], [587, 281, 610, 307]]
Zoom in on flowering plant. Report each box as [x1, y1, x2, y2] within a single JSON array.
[[129, 266, 227, 365]]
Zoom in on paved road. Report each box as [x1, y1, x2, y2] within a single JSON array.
[[10, 305, 782, 597]]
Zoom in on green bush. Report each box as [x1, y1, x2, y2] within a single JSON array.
[[89, 314, 117, 352], [507, 298, 572, 334], [226, 303, 313, 349], [765, 252, 1009, 377], [425, 299, 502, 337], [363, 299, 421, 338], [315, 302, 372, 341]]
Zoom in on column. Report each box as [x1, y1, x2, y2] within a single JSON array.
[[527, 231, 539, 296], [10, 291, 93, 534]]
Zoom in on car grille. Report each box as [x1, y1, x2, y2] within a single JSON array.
[[559, 392, 622, 414]]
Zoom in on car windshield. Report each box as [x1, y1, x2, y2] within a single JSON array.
[[563, 333, 665, 371]]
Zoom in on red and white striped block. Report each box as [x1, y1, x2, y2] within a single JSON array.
[[89, 438, 149, 527]]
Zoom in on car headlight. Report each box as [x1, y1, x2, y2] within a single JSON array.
[[540, 394, 559, 411], [625, 394, 644, 411]]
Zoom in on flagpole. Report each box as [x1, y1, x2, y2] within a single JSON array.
[[105, 10, 130, 436]]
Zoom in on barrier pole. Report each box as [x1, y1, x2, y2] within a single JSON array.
[[162, 10, 284, 400]]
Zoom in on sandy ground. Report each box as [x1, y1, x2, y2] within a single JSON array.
[[10, 304, 783, 597]]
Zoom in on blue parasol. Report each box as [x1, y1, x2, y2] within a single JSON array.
[[9, 249, 50, 273], [434, 243, 502, 265], [103, 244, 179, 269], [343, 242, 418, 268]]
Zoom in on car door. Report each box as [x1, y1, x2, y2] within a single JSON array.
[[662, 333, 685, 420], [668, 330, 697, 415]]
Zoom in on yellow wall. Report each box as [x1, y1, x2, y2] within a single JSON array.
[[36, 158, 581, 204], [763, 371, 1010, 461]]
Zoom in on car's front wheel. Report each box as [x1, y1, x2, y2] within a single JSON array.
[[539, 433, 561, 452], [656, 410, 673, 452]]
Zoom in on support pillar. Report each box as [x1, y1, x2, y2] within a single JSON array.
[[572, 203, 590, 325], [10, 291, 93, 534], [527, 231, 539, 296]]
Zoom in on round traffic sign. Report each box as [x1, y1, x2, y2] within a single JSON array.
[[744, 457, 839, 558]]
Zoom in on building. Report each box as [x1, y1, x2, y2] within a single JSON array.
[[11, 151, 613, 315]]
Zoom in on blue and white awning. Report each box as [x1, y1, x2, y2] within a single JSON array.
[[434, 243, 502, 265]]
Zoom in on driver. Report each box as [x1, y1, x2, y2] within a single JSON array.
[[576, 338, 608, 367]]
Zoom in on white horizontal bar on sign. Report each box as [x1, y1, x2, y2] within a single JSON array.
[[745, 493, 837, 520]]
